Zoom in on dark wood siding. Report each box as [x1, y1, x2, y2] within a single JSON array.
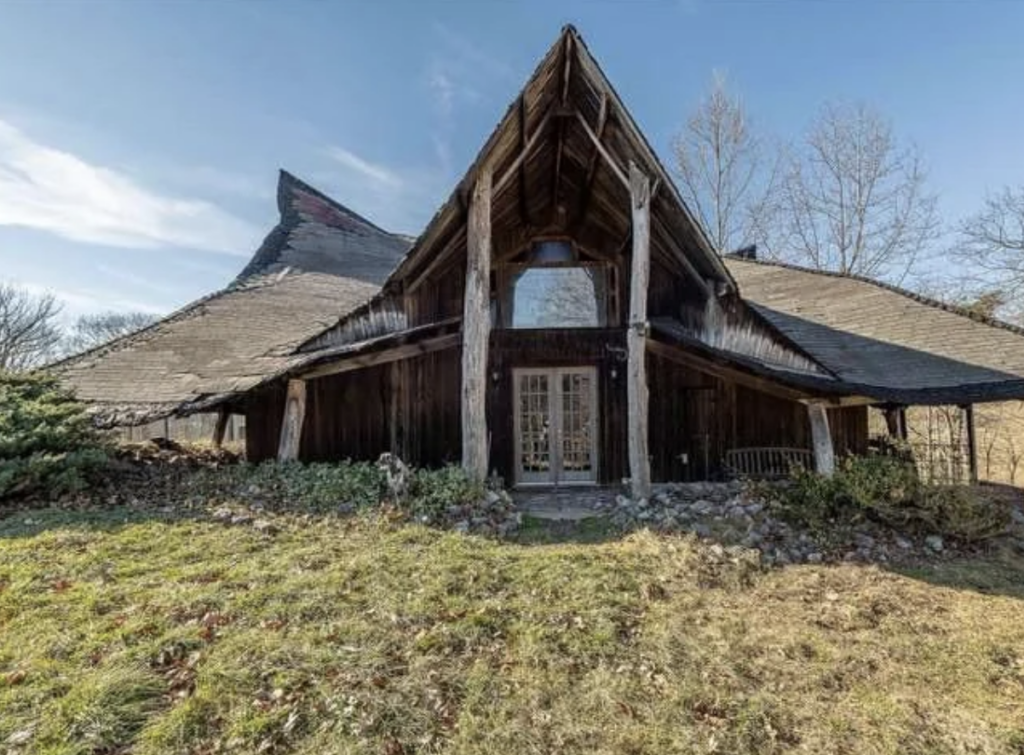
[[244, 382, 287, 462], [488, 328, 627, 485], [245, 347, 461, 467], [647, 350, 868, 482], [247, 338, 867, 483]]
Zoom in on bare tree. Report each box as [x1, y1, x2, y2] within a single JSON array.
[[671, 73, 781, 253], [65, 311, 157, 354], [0, 282, 63, 371], [778, 103, 939, 283], [954, 186, 1024, 320]]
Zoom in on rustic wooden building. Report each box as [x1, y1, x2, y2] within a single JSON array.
[[57, 27, 1024, 496]]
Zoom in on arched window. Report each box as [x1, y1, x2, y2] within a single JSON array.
[[501, 240, 609, 328]]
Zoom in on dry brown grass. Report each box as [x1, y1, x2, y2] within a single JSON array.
[[1, 507, 1023, 754]]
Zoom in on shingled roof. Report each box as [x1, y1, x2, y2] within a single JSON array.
[[55, 171, 411, 425], [725, 257, 1024, 404]]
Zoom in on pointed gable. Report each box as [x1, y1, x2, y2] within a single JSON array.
[[386, 26, 735, 298], [236, 170, 411, 286]]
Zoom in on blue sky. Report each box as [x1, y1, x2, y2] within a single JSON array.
[[1, 0, 1022, 321]]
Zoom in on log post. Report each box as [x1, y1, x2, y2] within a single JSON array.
[[627, 161, 652, 499], [212, 408, 230, 449], [807, 403, 835, 477], [277, 379, 307, 462], [962, 403, 978, 484], [461, 167, 492, 482]]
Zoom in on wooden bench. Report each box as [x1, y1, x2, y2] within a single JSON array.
[[723, 447, 815, 480]]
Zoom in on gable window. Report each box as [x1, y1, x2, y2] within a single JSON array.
[[500, 240, 610, 328]]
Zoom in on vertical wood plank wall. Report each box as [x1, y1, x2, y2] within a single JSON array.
[[246, 340, 867, 483], [646, 350, 868, 482], [245, 348, 462, 466], [487, 328, 628, 486]]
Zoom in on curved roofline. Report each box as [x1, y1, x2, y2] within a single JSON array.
[[725, 255, 1024, 339]]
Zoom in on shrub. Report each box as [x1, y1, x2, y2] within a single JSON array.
[[407, 465, 484, 518], [195, 460, 385, 511], [774, 453, 1010, 542], [0, 371, 109, 501]]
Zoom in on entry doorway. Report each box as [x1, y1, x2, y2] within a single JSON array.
[[513, 367, 598, 485]]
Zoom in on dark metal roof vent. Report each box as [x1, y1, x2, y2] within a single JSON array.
[[729, 244, 757, 260]]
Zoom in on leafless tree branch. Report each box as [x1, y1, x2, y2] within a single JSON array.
[[0, 282, 63, 372]]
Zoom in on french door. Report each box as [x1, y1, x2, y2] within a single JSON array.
[[513, 367, 598, 485]]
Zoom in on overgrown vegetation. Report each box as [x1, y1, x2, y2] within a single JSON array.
[[179, 459, 484, 521], [773, 453, 1011, 541], [1, 507, 1022, 754], [0, 371, 109, 502]]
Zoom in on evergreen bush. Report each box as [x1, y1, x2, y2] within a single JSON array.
[[0, 371, 109, 501]]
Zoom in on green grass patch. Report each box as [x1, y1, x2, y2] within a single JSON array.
[[2, 506, 1023, 753]]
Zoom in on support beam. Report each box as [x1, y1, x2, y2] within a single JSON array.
[[299, 333, 461, 380], [807, 403, 835, 477], [627, 161, 652, 499], [574, 109, 629, 189], [571, 93, 609, 231], [492, 110, 554, 196], [462, 167, 492, 482], [212, 408, 230, 449], [962, 404, 978, 484], [277, 379, 307, 462]]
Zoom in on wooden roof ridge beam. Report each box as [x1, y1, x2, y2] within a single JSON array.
[[550, 34, 574, 226]]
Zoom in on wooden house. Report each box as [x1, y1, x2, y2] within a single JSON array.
[[57, 27, 1024, 497]]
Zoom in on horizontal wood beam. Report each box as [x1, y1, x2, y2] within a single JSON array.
[[799, 395, 877, 408], [646, 337, 818, 404], [299, 333, 461, 381], [405, 225, 467, 295]]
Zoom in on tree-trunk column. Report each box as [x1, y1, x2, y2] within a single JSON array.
[[462, 167, 492, 482], [277, 378, 307, 462], [807, 403, 835, 477], [627, 161, 652, 499], [962, 403, 978, 484]]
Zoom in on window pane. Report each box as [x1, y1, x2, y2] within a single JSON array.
[[509, 267, 606, 328]]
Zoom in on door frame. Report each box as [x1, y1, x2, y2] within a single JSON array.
[[512, 366, 599, 487]]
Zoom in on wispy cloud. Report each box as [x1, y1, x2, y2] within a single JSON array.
[[0, 118, 261, 255], [315, 146, 437, 234], [326, 146, 404, 189], [425, 22, 514, 175]]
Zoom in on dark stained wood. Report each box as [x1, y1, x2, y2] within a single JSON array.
[[962, 404, 978, 484], [488, 328, 627, 486], [212, 408, 229, 449], [646, 348, 868, 482], [299, 333, 461, 380]]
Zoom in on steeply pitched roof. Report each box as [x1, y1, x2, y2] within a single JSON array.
[[385, 25, 735, 297], [725, 257, 1024, 404], [236, 171, 410, 285], [56, 171, 410, 425]]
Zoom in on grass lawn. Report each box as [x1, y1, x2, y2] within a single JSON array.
[[1, 506, 1023, 754]]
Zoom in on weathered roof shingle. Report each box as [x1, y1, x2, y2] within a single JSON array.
[[725, 257, 1024, 404], [56, 171, 410, 424]]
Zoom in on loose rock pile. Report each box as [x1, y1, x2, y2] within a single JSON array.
[[596, 481, 981, 565], [442, 489, 522, 537]]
